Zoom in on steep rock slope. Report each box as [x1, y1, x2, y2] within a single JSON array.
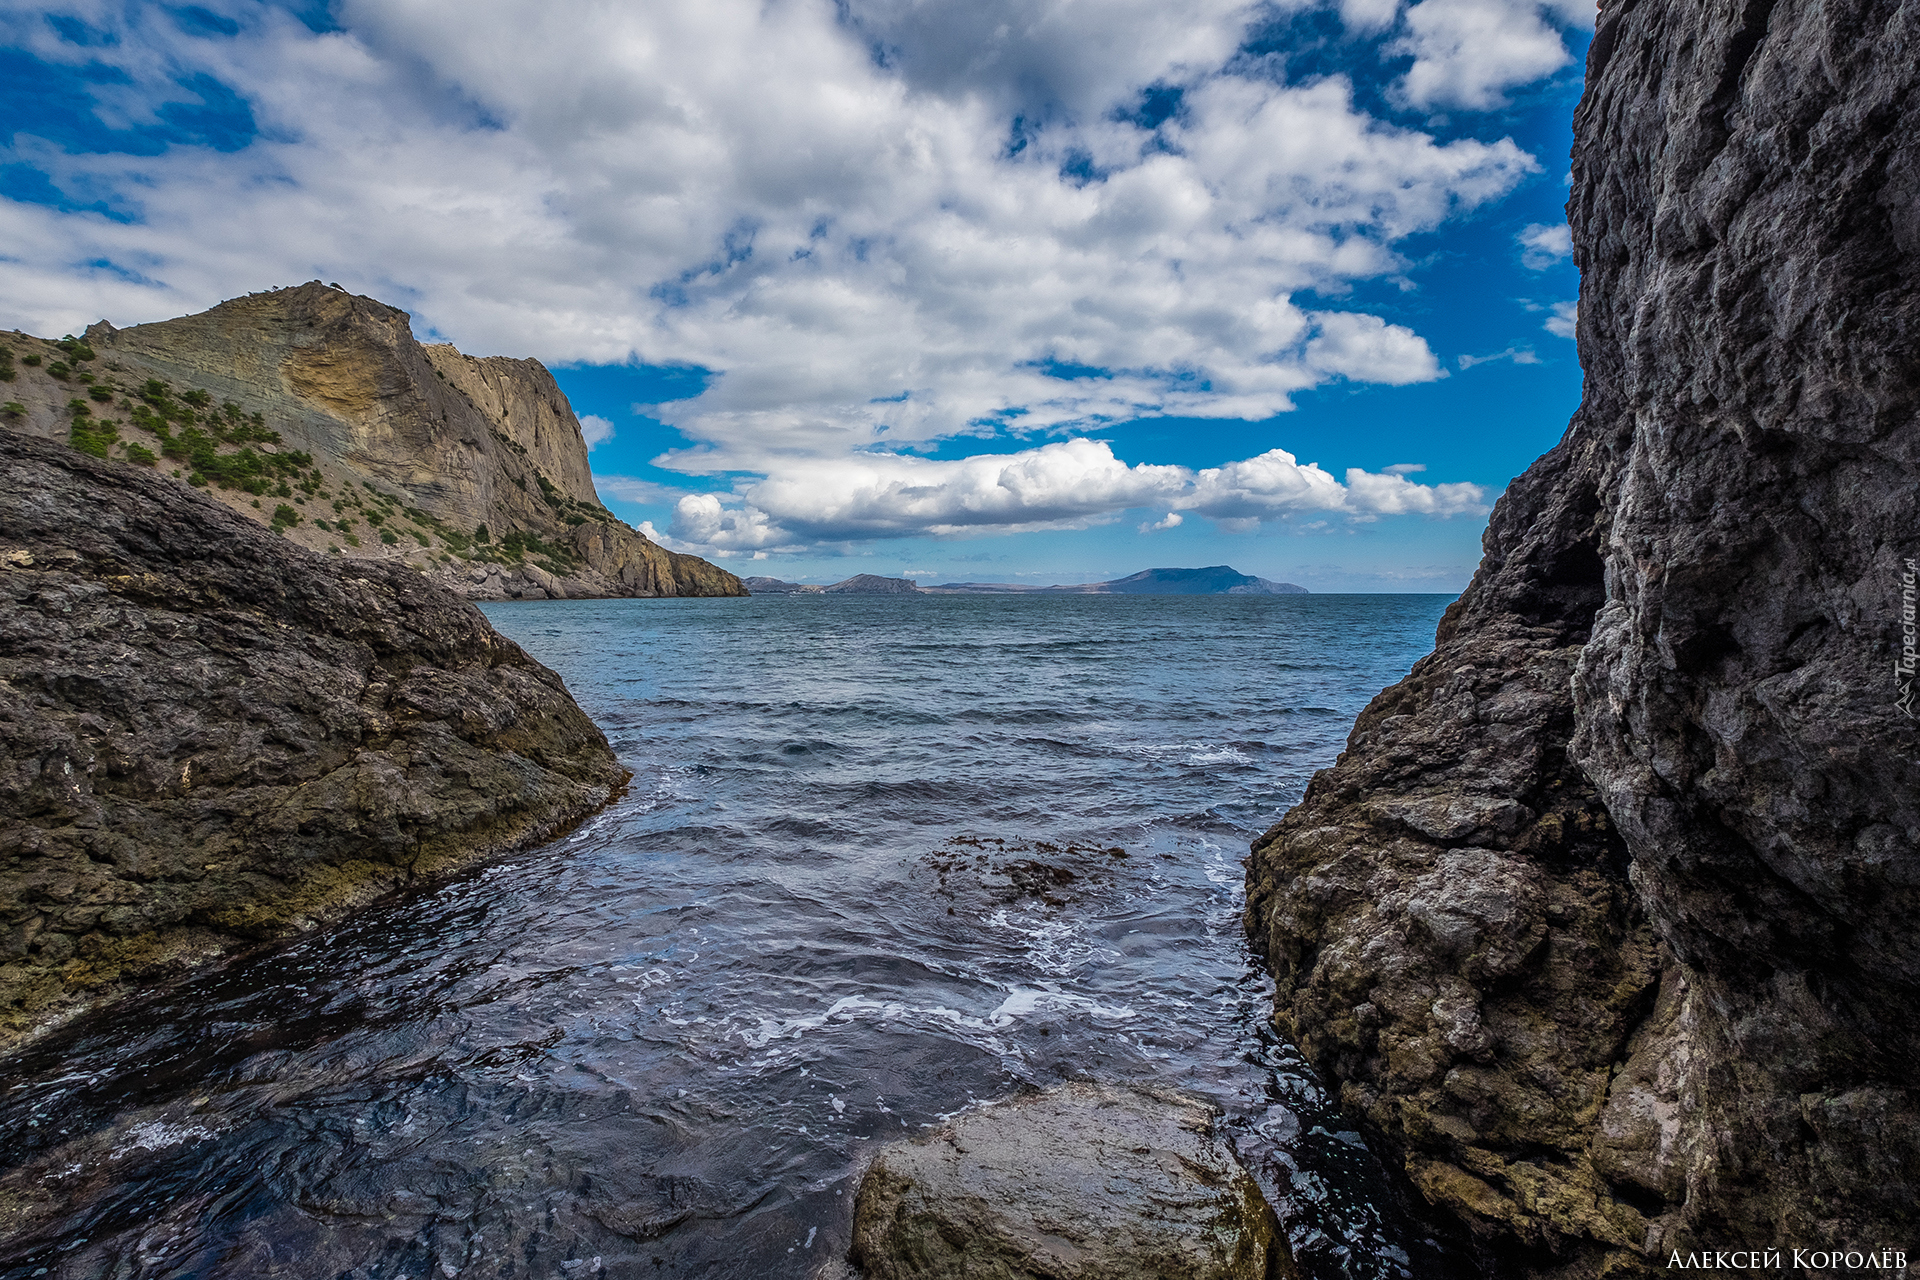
[[0, 432, 628, 1049], [1246, 1, 1920, 1274], [1, 283, 742, 600]]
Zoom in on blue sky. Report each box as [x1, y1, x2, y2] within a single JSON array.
[[1, 0, 1590, 590]]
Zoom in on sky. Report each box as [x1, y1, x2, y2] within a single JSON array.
[[0, 0, 1590, 591]]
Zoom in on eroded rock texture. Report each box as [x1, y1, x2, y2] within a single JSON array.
[[0, 432, 627, 1048], [1246, 1, 1920, 1274], [849, 1083, 1292, 1280]]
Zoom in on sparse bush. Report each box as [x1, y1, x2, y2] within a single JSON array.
[[21, 354, 41, 367], [123, 443, 157, 466], [68, 413, 119, 459], [270, 504, 301, 531], [1, 402, 23, 418], [47, 361, 71, 380], [380, 530, 399, 546], [474, 523, 490, 543], [89, 385, 113, 402]]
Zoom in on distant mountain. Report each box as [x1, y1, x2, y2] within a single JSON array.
[[740, 575, 820, 594], [743, 573, 920, 595], [926, 566, 1307, 595], [821, 574, 920, 594]]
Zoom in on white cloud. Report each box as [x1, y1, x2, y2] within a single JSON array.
[[1517, 221, 1572, 269], [1544, 299, 1578, 339], [644, 437, 1488, 553], [1339, 0, 1403, 35], [577, 413, 615, 448], [1457, 345, 1539, 369], [1140, 512, 1184, 533], [0, 0, 1569, 555], [1393, 0, 1590, 110]]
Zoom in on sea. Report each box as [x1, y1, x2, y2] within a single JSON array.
[[0, 592, 1468, 1280]]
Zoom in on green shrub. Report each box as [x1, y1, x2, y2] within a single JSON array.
[[271, 504, 302, 530], [1, 402, 23, 418], [473, 523, 490, 543], [21, 354, 41, 367], [68, 415, 118, 458], [48, 361, 70, 380], [89, 385, 114, 402], [56, 337, 95, 362], [380, 530, 399, 545], [123, 443, 158, 466]]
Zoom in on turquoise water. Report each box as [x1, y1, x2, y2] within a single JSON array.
[[1, 593, 1461, 1279]]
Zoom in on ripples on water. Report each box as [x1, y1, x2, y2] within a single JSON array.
[[1, 593, 1466, 1280]]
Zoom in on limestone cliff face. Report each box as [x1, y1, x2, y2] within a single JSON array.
[[2, 282, 742, 601], [1246, 1, 1920, 1275], [0, 432, 629, 1050]]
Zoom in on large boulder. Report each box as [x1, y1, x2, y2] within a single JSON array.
[[1246, 0, 1920, 1274], [0, 430, 627, 1048], [849, 1082, 1294, 1280]]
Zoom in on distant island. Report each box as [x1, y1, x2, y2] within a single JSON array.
[[743, 566, 1306, 596]]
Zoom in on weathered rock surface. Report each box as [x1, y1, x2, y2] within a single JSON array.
[[0, 431, 628, 1049], [2, 283, 743, 601], [849, 1083, 1293, 1280], [1246, 1, 1920, 1275]]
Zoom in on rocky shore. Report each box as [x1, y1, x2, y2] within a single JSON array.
[[0, 431, 628, 1049], [1246, 1, 1920, 1275], [2, 283, 743, 602]]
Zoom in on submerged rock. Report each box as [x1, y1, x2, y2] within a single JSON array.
[[1246, 0, 1920, 1274], [0, 430, 627, 1048], [849, 1082, 1293, 1280]]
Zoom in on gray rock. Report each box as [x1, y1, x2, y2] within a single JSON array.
[[0, 430, 627, 1050], [1246, 1, 1920, 1275], [849, 1083, 1292, 1280]]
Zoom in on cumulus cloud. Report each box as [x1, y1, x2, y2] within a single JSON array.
[[1517, 221, 1572, 269], [1393, 0, 1591, 110], [0, 0, 1571, 553], [647, 438, 1487, 553], [1545, 299, 1578, 339], [577, 413, 615, 448], [1140, 512, 1184, 533]]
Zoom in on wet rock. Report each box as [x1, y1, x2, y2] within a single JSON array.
[[1247, 1, 1920, 1275], [0, 430, 627, 1049], [849, 1082, 1293, 1280]]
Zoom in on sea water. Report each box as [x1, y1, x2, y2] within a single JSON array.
[[0, 593, 1465, 1280]]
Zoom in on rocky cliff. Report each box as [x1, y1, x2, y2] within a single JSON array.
[[0, 283, 743, 601], [0, 431, 629, 1049], [1245, 1, 1920, 1275]]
